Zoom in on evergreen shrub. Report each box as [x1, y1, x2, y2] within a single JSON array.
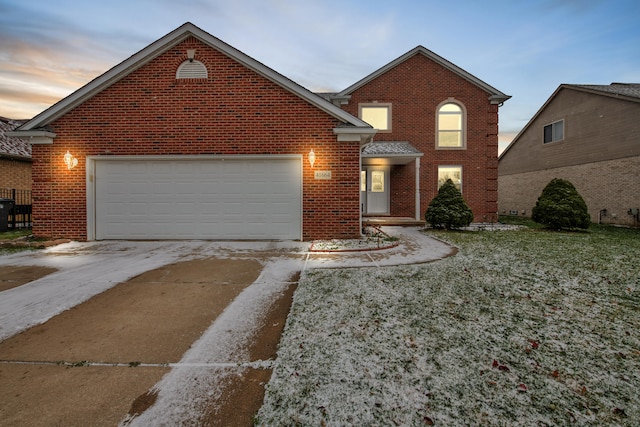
[[425, 179, 474, 229], [531, 178, 590, 230]]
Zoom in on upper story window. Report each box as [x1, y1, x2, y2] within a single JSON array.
[[176, 60, 208, 79], [437, 101, 465, 148], [360, 103, 392, 132], [543, 120, 564, 143]]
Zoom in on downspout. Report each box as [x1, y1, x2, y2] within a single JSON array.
[[415, 157, 421, 220], [359, 146, 364, 236], [49, 145, 54, 238]]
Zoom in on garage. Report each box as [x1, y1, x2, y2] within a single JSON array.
[[89, 156, 302, 240]]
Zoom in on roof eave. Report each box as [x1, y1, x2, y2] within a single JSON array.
[[490, 94, 512, 105], [19, 22, 367, 131], [499, 84, 566, 160], [362, 152, 424, 158], [337, 46, 510, 102], [5, 130, 57, 144], [333, 127, 377, 144], [0, 152, 32, 162], [563, 84, 640, 103]]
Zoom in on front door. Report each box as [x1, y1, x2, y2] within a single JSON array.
[[361, 166, 390, 215]]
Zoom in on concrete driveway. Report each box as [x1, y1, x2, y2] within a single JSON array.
[[0, 227, 453, 426]]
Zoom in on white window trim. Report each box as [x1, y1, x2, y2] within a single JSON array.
[[359, 103, 392, 132], [437, 165, 463, 193], [436, 99, 467, 149], [543, 119, 564, 144]]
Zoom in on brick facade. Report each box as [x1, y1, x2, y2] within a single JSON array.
[[0, 159, 31, 191], [499, 156, 640, 227], [20, 24, 507, 240], [1, 116, 32, 192], [31, 36, 361, 240], [340, 53, 501, 222]]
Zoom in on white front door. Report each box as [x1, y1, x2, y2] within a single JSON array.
[[361, 166, 390, 215]]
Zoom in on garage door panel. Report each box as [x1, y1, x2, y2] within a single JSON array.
[[94, 157, 301, 240]]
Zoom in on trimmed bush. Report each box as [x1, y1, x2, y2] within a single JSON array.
[[532, 178, 590, 230], [425, 179, 474, 229]]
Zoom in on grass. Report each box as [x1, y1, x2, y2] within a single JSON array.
[[0, 229, 37, 255], [0, 229, 31, 241], [258, 224, 640, 426]]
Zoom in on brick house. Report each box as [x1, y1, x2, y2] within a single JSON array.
[[0, 117, 32, 192], [327, 46, 510, 223], [9, 22, 509, 241], [499, 83, 640, 227]]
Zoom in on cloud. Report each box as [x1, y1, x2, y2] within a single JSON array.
[[0, 1, 152, 118]]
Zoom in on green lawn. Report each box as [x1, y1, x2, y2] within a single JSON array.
[[0, 229, 31, 241], [258, 224, 640, 426], [0, 229, 35, 255]]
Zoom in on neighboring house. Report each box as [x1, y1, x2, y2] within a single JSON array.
[[0, 116, 32, 192], [327, 46, 510, 223], [499, 83, 640, 227], [9, 22, 509, 241]]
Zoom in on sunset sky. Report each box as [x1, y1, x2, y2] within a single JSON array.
[[1, 0, 639, 153]]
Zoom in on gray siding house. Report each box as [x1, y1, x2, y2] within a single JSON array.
[[499, 83, 640, 227]]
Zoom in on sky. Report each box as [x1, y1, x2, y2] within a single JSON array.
[[1, 0, 639, 154]]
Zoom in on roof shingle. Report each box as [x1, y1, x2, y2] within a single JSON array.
[[0, 117, 31, 159], [570, 83, 640, 100], [362, 141, 422, 156]]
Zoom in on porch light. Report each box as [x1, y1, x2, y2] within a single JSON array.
[[64, 150, 78, 170], [308, 149, 316, 168]]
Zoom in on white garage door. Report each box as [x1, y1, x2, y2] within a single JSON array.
[[93, 156, 301, 240]]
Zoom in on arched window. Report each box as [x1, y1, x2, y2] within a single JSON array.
[[437, 102, 465, 148], [176, 60, 208, 79]]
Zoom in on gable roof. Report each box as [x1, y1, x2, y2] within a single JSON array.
[[499, 83, 640, 160], [0, 117, 31, 160], [14, 22, 372, 134], [568, 83, 640, 101], [335, 46, 511, 104]]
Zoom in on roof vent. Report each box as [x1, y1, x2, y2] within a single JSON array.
[[176, 60, 208, 79]]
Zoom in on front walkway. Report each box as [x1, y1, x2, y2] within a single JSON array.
[[363, 216, 426, 227]]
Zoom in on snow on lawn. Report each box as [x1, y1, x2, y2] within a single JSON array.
[[258, 227, 640, 426]]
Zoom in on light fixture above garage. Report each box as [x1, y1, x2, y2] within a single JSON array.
[[64, 150, 78, 170], [308, 149, 316, 168]]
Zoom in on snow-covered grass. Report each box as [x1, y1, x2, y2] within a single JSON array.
[[310, 226, 399, 252], [258, 225, 640, 426]]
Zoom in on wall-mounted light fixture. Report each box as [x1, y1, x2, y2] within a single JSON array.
[[64, 150, 78, 170], [308, 149, 316, 168]]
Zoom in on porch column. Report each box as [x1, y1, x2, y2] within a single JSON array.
[[359, 149, 363, 235], [415, 157, 421, 220]]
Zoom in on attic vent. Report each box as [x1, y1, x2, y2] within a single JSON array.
[[176, 60, 208, 79]]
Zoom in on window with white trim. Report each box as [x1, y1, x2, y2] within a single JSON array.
[[438, 165, 462, 192], [360, 104, 391, 131], [543, 120, 564, 143], [437, 102, 465, 148]]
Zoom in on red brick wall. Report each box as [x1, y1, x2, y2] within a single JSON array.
[[31, 37, 361, 240], [0, 159, 32, 191], [342, 53, 500, 223]]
